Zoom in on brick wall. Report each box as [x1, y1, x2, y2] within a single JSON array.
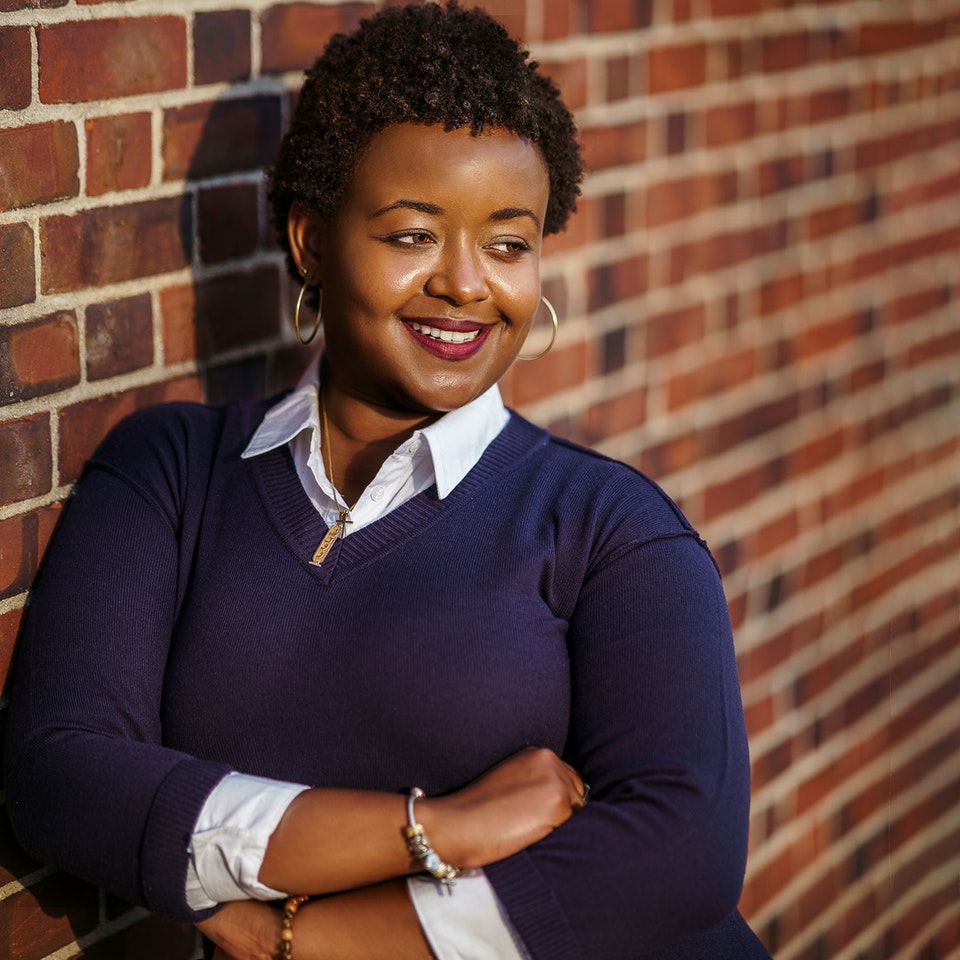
[[1, 1, 958, 957]]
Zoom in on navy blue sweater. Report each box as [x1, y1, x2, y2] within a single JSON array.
[[6, 398, 771, 959]]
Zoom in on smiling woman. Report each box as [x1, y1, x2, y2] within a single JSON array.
[[5, 4, 771, 960]]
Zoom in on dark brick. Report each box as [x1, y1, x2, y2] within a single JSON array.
[[38, 18, 186, 103], [0, 222, 36, 309], [0, 27, 31, 110], [198, 182, 259, 263], [0, 413, 51, 504], [86, 294, 154, 380], [194, 10, 251, 85], [163, 96, 282, 181], [0, 121, 80, 210], [41, 198, 191, 294]]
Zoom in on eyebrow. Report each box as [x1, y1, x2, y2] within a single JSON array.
[[369, 199, 542, 230]]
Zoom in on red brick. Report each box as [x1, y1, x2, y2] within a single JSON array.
[[0, 26, 31, 110], [704, 101, 757, 147], [538, 0, 577, 40], [762, 32, 811, 73], [86, 294, 154, 381], [648, 42, 707, 94], [585, 386, 647, 443], [0, 0, 67, 9], [194, 10, 251, 85], [0, 121, 80, 210], [3, 872, 99, 960], [666, 345, 756, 410], [804, 199, 862, 241], [887, 286, 950, 325], [160, 266, 282, 364], [0, 310, 80, 403], [0, 515, 26, 597], [710, 0, 767, 14], [907, 327, 960, 368], [645, 170, 738, 228], [0, 222, 36, 309], [163, 97, 282, 181], [644, 303, 705, 357], [858, 19, 947, 55], [41, 198, 190, 294], [586, 0, 651, 32], [57, 377, 201, 484], [0, 413, 51, 503], [198, 183, 259, 264], [581, 119, 647, 172], [261, 3, 373, 74], [606, 55, 631, 102], [539, 57, 588, 111], [508, 341, 589, 407], [809, 86, 852, 123], [85, 113, 152, 196], [38, 18, 186, 103]]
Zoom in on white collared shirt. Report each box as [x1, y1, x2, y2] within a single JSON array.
[[187, 362, 526, 960]]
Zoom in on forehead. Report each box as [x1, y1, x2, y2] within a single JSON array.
[[342, 122, 550, 216]]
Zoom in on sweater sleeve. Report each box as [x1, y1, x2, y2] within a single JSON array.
[[485, 532, 755, 959], [4, 409, 235, 922]]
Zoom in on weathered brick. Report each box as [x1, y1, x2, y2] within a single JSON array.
[[198, 183, 259, 264], [163, 97, 282, 181], [85, 113, 152, 196], [0, 121, 79, 210], [38, 18, 186, 103], [261, 3, 374, 74], [57, 377, 201, 484], [0, 502, 62, 601], [195, 10, 251, 85], [0, 310, 80, 404], [648, 41, 707, 94], [41, 198, 191, 294], [0, 222, 36, 309], [0, 0, 67, 9], [0, 26, 31, 110], [3, 872, 99, 960], [86, 294, 154, 381], [161, 266, 281, 363], [0, 413, 51, 503]]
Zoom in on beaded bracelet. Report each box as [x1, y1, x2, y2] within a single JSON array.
[[279, 894, 309, 960], [404, 787, 460, 886]]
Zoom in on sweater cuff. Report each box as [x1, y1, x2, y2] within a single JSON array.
[[485, 853, 582, 960], [140, 756, 235, 920]]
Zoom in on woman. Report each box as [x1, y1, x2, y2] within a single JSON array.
[[6, 4, 772, 959]]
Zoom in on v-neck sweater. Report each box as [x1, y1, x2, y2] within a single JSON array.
[[5, 397, 771, 960]]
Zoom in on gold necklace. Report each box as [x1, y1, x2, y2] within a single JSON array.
[[310, 390, 358, 566]]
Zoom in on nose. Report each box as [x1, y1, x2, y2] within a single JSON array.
[[424, 239, 489, 305]]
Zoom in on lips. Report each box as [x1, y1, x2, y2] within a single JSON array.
[[402, 317, 492, 359]]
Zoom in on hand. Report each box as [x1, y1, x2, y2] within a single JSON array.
[[196, 900, 282, 960], [421, 747, 587, 869]]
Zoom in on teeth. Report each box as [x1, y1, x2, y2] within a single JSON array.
[[408, 321, 480, 344]]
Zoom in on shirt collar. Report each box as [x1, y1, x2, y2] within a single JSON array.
[[241, 359, 508, 499]]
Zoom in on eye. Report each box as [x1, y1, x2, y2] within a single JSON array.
[[384, 231, 436, 247], [487, 237, 531, 257]]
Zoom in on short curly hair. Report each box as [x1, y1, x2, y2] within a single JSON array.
[[269, 1, 583, 280]]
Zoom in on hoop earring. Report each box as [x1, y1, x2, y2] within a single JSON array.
[[517, 295, 558, 361], [294, 281, 323, 346]]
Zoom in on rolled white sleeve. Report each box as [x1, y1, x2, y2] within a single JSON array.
[[186, 772, 310, 910], [408, 871, 531, 960]]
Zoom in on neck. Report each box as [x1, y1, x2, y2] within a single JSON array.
[[320, 382, 439, 505]]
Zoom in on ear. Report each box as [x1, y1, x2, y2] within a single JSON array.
[[287, 202, 326, 282]]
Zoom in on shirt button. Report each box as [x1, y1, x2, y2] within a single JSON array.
[[407, 438, 421, 453], [371, 486, 385, 501]]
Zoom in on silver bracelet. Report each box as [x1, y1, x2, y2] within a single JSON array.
[[404, 787, 460, 886]]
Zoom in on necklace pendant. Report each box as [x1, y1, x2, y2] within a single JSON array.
[[310, 519, 343, 566]]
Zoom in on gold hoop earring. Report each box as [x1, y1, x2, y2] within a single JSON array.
[[294, 281, 323, 346], [517, 295, 558, 361]]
